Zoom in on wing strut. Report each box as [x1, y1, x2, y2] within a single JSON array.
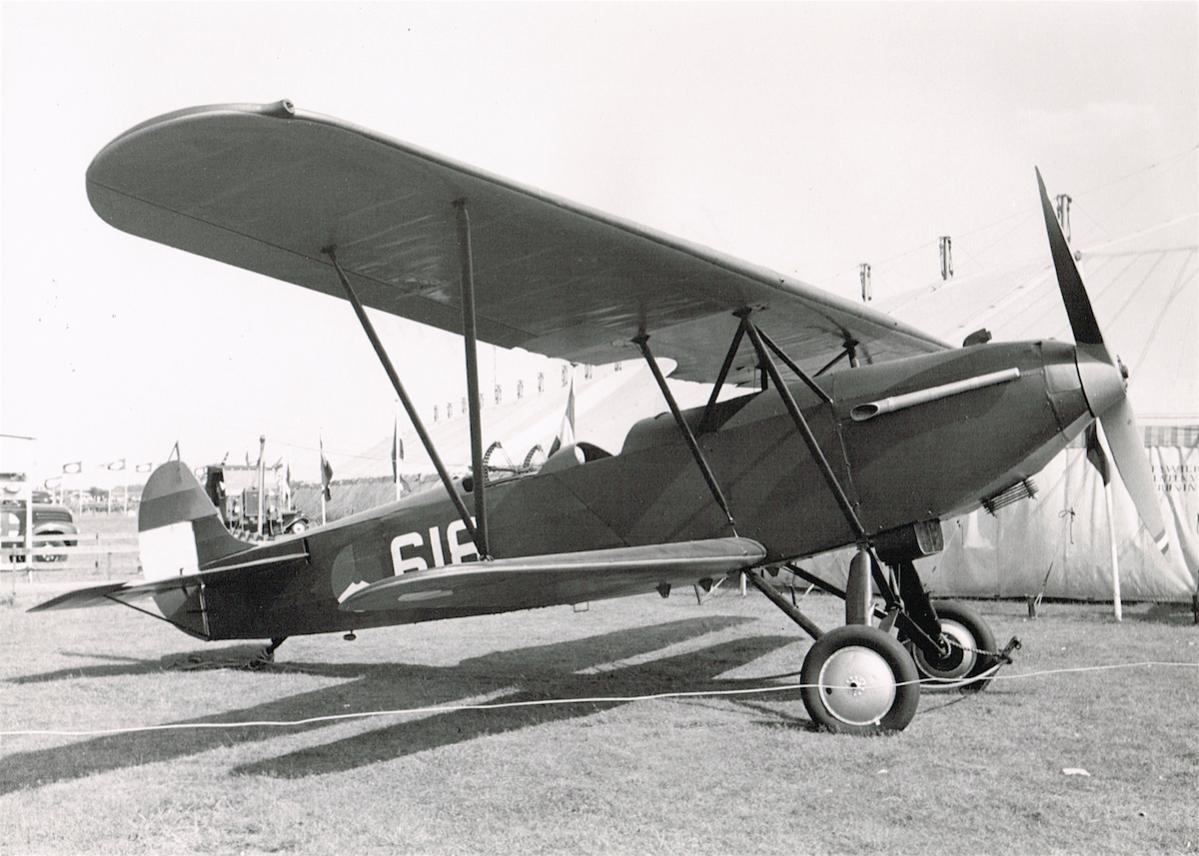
[[634, 334, 737, 532], [454, 200, 490, 559], [740, 313, 898, 607], [323, 246, 480, 548]]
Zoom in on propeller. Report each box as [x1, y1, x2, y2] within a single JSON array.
[[1035, 168, 1169, 554]]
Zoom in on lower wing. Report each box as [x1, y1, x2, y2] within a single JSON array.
[[339, 537, 767, 613]]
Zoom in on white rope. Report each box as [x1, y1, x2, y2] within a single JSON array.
[[1, 660, 1195, 740]]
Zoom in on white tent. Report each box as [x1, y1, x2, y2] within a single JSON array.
[[800, 220, 1199, 601], [882, 219, 1197, 422], [338, 361, 710, 481]]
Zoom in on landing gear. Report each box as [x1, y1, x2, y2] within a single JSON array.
[[256, 636, 287, 664], [901, 600, 996, 692], [800, 625, 920, 735], [747, 570, 922, 734], [755, 558, 1016, 732]]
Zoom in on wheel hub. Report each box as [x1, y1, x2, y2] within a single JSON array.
[[817, 645, 898, 726], [912, 619, 977, 680]]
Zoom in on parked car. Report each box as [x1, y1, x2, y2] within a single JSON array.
[[0, 500, 80, 562], [200, 464, 309, 540]]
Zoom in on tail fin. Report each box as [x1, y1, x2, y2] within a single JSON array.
[[138, 462, 251, 580]]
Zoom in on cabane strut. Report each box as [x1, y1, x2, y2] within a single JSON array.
[[815, 338, 861, 377], [634, 334, 736, 532]]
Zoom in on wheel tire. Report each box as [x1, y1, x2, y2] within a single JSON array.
[[904, 600, 997, 693], [800, 625, 920, 735]]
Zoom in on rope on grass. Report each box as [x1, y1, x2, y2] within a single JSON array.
[[1, 660, 1196, 739]]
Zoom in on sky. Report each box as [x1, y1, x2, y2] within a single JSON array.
[[1, 1, 1196, 484]]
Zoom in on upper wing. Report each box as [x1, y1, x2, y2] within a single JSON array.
[[86, 101, 949, 384], [339, 537, 766, 613]]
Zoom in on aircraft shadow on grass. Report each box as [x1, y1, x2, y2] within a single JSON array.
[[1, 616, 804, 792]]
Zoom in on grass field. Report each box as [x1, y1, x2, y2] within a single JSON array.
[[1, 581, 1196, 855]]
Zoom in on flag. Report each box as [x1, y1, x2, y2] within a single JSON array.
[[62, 461, 82, 474], [320, 438, 334, 501], [135, 462, 153, 474], [107, 458, 126, 471], [280, 457, 292, 508], [390, 413, 404, 484], [1084, 423, 1110, 486], [548, 373, 577, 456]]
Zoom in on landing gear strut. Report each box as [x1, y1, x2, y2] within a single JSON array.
[[900, 600, 998, 692], [747, 568, 920, 735], [750, 555, 1016, 730], [888, 561, 1012, 693]]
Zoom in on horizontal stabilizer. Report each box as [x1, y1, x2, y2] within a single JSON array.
[[26, 582, 133, 612], [339, 537, 767, 613], [28, 547, 309, 613]]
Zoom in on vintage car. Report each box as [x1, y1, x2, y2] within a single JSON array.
[[200, 464, 310, 539], [0, 500, 80, 562]]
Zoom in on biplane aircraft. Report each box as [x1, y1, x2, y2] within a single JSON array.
[[33, 100, 1169, 734]]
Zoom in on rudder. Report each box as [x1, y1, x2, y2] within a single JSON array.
[[138, 461, 251, 580]]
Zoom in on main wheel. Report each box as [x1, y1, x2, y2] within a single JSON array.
[[903, 600, 996, 693], [800, 625, 920, 735]]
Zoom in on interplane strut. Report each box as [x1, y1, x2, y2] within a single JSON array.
[[454, 200, 490, 559], [323, 247, 480, 547]]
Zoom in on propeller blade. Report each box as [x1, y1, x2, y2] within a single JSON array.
[[1035, 168, 1105, 347], [1035, 171, 1166, 555], [1099, 397, 1170, 555]]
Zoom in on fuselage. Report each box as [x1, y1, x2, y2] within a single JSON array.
[[163, 338, 1096, 640]]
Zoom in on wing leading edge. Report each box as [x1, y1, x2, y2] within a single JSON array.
[[86, 101, 949, 385]]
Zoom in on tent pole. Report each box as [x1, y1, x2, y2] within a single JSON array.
[[1095, 423, 1123, 622], [1104, 479, 1122, 622]]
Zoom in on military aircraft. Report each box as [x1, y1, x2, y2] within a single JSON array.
[[32, 100, 1169, 734]]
